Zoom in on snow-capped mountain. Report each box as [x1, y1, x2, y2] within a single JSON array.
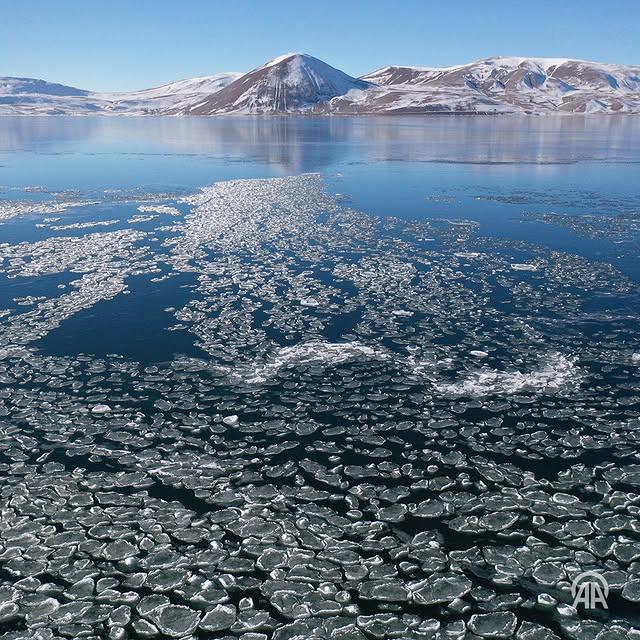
[[0, 73, 242, 115], [0, 77, 94, 114], [179, 53, 371, 115], [0, 77, 89, 97], [101, 73, 244, 114], [2, 54, 640, 116], [356, 57, 640, 114]]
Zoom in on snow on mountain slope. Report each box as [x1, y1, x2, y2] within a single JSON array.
[[0, 77, 97, 115], [0, 77, 89, 97], [2, 55, 639, 116], [0, 73, 242, 115], [100, 73, 244, 114], [181, 53, 371, 114], [127, 74, 244, 98], [324, 85, 516, 115], [359, 57, 640, 114]]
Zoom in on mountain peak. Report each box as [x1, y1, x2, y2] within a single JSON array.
[[262, 52, 311, 67], [185, 53, 371, 115]]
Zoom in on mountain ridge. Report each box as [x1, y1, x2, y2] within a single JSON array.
[[2, 53, 640, 116]]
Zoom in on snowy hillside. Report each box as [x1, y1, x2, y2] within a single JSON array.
[[102, 73, 244, 114], [180, 53, 371, 114], [0, 73, 242, 115], [358, 57, 640, 114], [2, 54, 640, 116], [0, 77, 89, 97]]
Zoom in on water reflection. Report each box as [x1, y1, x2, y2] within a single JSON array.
[[1, 115, 639, 174]]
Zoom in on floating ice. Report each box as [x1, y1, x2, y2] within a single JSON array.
[[0, 174, 637, 639], [0, 199, 97, 223], [435, 353, 582, 396], [50, 219, 118, 231], [138, 204, 181, 216], [238, 340, 387, 384], [91, 404, 112, 415], [511, 263, 539, 271], [468, 612, 518, 638], [148, 604, 201, 637]]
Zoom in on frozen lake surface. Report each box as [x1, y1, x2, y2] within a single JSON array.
[[0, 115, 639, 639]]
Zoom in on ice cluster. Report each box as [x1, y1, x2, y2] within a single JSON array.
[[0, 176, 638, 639]]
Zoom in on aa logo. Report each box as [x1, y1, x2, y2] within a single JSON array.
[[571, 571, 609, 610]]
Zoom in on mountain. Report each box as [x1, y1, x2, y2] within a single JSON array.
[[179, 53, 371, 115], [0, 73, 242, 115], [2, 54, 639, 116], [0, 77, 89, 97], [356, 57, 640, 114], [99, 73, 244, 114]]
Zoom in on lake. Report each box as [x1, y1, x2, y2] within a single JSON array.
[[0, 115, 639, 638]]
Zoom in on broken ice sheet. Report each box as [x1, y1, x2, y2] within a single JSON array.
[[0, 174, 638, 639]]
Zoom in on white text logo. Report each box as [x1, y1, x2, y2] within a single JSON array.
[[571, 571, 609, 610]]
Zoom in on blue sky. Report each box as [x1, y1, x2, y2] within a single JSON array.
[[2, 0, 639, 91]]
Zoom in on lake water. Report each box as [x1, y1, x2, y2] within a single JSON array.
[[0, 115, 639, 638]]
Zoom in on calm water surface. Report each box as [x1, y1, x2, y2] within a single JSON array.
[[2, 115, 639, 263]]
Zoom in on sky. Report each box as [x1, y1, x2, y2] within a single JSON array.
[[2, 0, 640, 92]]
